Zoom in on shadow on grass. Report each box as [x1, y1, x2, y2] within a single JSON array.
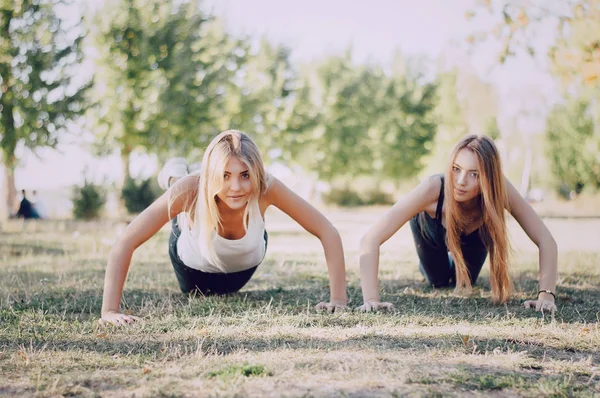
[[371, 270, 600, 324], [1, 267, 599, 323], [0, 327, 598, 365], [0, 241, 66, 257]]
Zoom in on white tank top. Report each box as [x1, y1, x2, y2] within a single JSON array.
[[176, 200, 266, 273]]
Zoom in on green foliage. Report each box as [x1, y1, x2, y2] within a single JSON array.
[[221, 39, 295, 158], [323, 188, 364, 207], [0, 0, 90, 205], [287, 51, 438, 184], [72, 181, 106, 220], [88, 0, 245, 183], [546, 98, 600, 195], [207, 364, 271, 380], [485, 117, 501, 140], [422, 68, 499, 177], [121, 177, 160, 214], [323, 187, 395, 207]]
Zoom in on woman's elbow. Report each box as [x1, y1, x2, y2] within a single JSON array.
[[538, 232, 557, 255], [108, 237, 136, 262], [319, 222, 341, 244], [359, 232, 380, 256], [547, 234, 558, 254]]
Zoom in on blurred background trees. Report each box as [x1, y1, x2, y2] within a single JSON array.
[[2, 0, 599, 219], [0, 0, 90, 220], [471, 0, 600, 198]]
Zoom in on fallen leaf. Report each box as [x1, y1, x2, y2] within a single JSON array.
[[143, 366, 151, 374], [97, 333, 108, 339]]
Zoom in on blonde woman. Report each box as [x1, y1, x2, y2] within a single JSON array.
[[100, 130, 347, 326], [358, 135, 558, 313]]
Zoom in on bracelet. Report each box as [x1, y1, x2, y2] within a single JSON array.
[[538, 290, 556, 300]]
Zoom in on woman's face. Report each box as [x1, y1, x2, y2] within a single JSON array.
[[451, 148, 481, 204], [216, 156, 253, 211]]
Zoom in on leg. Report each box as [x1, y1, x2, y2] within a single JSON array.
[[410, 215, 453, 288], [168, 219, 267, 295], [461, 232, 488, 285]]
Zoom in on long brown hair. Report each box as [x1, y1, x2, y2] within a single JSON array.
[[445, 135, 512, 303]]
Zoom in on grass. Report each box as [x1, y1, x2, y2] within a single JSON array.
[[0, 208, 599, 397]]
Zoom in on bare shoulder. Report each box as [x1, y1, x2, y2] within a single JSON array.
[[419, 175, 443, 201], [260, 175, 284, 208], [415, 175, 443, 216], [168, 175, 199, 214]]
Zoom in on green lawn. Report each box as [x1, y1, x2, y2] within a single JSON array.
[[1, 209, 599, 397]]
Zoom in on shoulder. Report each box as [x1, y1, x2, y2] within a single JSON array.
[[172, 175, 199, 195], [418, 175, 443, 201], [168, 175, 200, 213], [407, 175, 443, 215], [261, 175, 283, 206]]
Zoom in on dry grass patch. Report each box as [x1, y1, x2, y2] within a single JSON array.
[[1, 213, 599, 397]]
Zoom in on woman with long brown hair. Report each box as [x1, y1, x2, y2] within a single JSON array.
[[358, 135, 558, 312]]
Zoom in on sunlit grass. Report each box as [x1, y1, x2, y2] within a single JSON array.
[[1, 211, 599, 397]]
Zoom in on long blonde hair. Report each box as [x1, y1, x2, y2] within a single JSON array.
[[172, 130, 270, 271], [445, 135, 513, 303]]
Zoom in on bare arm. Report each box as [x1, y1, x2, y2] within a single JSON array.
[[264, 178, 347, 310], [100, 176, 198, 324], [506, 178, 558, 310], [358, 177, 440, 310]]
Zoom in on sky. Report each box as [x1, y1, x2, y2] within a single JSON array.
[[12, 0, 559, 192]]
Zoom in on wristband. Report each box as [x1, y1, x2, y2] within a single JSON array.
[[538, 290, 556, 300]]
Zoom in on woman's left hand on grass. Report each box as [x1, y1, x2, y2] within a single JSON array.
[[523, 294, 557, 314], [315, 300, 347, 313]]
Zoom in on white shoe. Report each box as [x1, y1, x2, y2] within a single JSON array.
[[157, 157, 188, 190]]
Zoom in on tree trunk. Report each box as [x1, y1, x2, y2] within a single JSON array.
[[0, 165, 7, 229], [120, 147, 132, 191], [520, 146, 532, 197], [116, 147, 132, 218], [6, 165, 17, 214]]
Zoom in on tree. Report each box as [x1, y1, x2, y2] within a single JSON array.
[[422, 65, 499, 176], [0, 0, 89, 217], [470, 0, 600, 192], [546, 97, 600, 194], [220, 38, 295, 159], [373, 56, 438, 183], [289, 53, 376, 183], [87, 0, 244, 189], [284, 51, 437, 187], [469, 0, 600, 88]]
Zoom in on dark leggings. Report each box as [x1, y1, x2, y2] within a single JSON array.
[[410, 213, 488, 288], [168, 218, 267, 295]]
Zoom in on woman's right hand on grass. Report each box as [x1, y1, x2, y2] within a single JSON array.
[[356, 301, 394, 312], [99, 311, 140, 327]]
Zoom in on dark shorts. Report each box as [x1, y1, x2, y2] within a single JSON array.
[[410, 212, 488, 288], [168, 218, 268, 295]]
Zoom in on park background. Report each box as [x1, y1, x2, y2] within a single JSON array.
[[1, 0, 600, 397], [2, 0, 600, 218]]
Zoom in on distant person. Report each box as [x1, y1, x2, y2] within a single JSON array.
[[16, 190, 41, 220], [30, 190, 48, 219], [358, 135, 558, 313], [100, 130, 347, 326]]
